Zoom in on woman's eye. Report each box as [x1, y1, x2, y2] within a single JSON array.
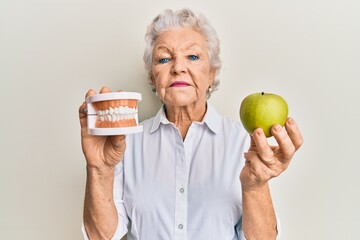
[[158, 58, 170, 64], [188, 55, 199, 61]]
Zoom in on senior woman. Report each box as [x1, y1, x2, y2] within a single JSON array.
[[79, 8, 303, 240]]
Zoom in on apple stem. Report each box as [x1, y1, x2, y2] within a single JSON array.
[[261, 92, 264, 95]]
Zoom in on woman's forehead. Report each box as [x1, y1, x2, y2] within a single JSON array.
[[154, 28, 207, 51]]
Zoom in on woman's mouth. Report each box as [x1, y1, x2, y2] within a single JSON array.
[[170, 81, 190, 87]]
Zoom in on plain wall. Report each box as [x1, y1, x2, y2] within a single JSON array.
[[1, 0, 359, 239]]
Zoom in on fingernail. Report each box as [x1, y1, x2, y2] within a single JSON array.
[[256, 128, 263, 136], [273, 124, 281, 132], [287, 117, 293, 124]]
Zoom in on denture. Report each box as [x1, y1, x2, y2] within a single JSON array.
[[92, 101, 138, 128], [86, 92, 143, 135]]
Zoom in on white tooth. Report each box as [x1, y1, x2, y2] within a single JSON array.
[[100, 116, 105, 121], [111, 114, 116, 122], [114, 107, 119, 114], [109, 107, 114, 115], [105, 109, 109, 115], [105, 114, 111, 121]]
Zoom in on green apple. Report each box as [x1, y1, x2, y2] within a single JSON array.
[[239, 92, 288, 138]]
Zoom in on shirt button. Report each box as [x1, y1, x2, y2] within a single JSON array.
[[179, 188, 184, 193], [178, 224, 183, 229]]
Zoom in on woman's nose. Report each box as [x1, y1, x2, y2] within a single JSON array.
[[171, 57, 187, 75]]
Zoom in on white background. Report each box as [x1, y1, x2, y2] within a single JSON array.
[[1, 0, 359, 239]]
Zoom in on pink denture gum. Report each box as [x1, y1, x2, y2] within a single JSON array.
[[86, 92, 143, 135]]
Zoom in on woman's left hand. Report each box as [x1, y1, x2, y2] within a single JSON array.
[[240, 117, 303, 190]]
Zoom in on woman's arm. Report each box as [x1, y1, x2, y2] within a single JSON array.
[[240, 118, 303, 239], [79, 87, 127, 239], [83, 167, 118, 239], [242, 183, 277, 239]]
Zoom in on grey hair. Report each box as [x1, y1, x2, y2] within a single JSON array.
[[143, 8, 221, 98]]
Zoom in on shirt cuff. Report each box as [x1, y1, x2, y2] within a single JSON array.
[[239, 213, 282, 240], [81, 220, 127, 240]]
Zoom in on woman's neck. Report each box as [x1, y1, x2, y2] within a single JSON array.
[[165, 102, 207, 140]]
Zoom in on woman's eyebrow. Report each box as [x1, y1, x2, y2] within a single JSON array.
[[154, 45, 171, 51]]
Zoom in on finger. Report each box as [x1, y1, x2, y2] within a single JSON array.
[[100, 86, 112, 93], [81, 89, 97, 118], [285, 117, 303, 151], [79, 103, 89, 139], [271, 124, 296, 162], [248, 136, 257, 151], [79, 101, 87, 118], [252, 128, 274, 162], [85, 89, 97, 99], [80, 89, 97, 129]]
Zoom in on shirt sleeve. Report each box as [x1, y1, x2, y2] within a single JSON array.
[[81, 161, 129, 240], [237, 213, 282, 240]]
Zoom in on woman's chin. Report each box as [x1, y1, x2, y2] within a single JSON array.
[[160, 91, 206, 108]]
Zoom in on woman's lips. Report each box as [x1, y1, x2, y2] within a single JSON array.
[[170, 81, 190, 87]]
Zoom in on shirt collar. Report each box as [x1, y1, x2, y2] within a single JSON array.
[[202, 103, 221, 134], [149, 103, 221, 134]]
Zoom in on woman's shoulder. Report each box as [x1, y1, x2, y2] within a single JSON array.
[[205, 104, 249, 142], [126, 115, 157, 142], [219, 115, 248, 137], [208, 105, 246, 132]]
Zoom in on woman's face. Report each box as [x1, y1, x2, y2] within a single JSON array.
[[151, 28, 215, 108]]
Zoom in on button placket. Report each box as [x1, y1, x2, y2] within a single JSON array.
[[174, 133, 187, 239], [174, 124, 195, 239]]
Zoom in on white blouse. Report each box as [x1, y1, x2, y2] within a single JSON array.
[[82, 104, 281, 240]]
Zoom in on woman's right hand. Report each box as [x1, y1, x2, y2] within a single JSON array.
[[79, 87, 126, 171]]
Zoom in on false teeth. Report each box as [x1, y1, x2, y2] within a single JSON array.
[[86, 92, 143, 135], [96, 106, 138, 122]]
